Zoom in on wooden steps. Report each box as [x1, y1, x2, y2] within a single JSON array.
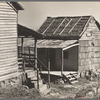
[[18, 56, 51, 94], [25, 70, 51, 94], [62, 72, 78, 84]]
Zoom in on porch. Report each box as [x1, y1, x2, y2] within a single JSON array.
[[18, 24, 79, 88], [40, 71, 77, 76], [37, 39, 79, 74]]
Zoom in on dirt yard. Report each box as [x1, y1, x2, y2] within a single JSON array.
[[0, 78, 100, 99], [41, 78, 100, 99]]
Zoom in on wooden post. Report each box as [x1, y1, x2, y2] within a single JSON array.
[[34, 38, 39, 89], [61, 49, 64, 76], [22, 38, 26, 83], [29, 47, 30, 61], [22, 38, 25, 72], [21, 38, 23, 58], [48, 49, 50, 88], [37, 68, 39, 89], [34, 38, 37, 68]]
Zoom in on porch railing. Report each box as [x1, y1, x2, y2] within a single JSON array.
[[36, 57, 50, 88], [21, 56, 50, 89]]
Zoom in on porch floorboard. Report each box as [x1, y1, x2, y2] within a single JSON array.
[[41, 71, 78, 76]]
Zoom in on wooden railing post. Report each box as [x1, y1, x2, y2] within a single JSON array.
[[37, 68, 39, 89], [34, 39, 37, 68], [40, 65, 42, 74], [34, 38, 39, 89], [22, 58, 26, 83], [48, 59, 50, 88], [48, 49, 50, 88], [29, 47, 30, 61], [61, 49, 64, 76]]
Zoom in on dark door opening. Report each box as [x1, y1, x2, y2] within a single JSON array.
[[50, 49, 56, 71]]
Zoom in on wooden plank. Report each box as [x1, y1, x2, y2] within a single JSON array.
[[68, 17, 82, 33], [0, 34, 17, 37], [0, 72, 17, 82], [0, 15, 17, 17], [0, 44, 17, 48], [0, 19, 16, 22], [0, 48, 17, 56], [0, 54, 17, 60], [0, 18, 16, 20], [0, 46, 17, 50], [0, 50, 17, 55], [0, 21, 16, 24], [0, 31, 17, 33], [0, 41, 16, 44], [0, 8, 14, 12], [0, 3, 10, 5], [0, 11, 16, 14], [0, 25, 17, 27], [0, 52, 17, 56], [0, 41, 17, 45], [0, 26, 17, 28], [0, 37, 17, 41], [0, 6, 14, 10], [0, 49, 17, 53], [0, 27, 16, 30], [0, 57, 17, 62], [61, 49, 63, 75], [0, 39, 16, 42], [0, 36, 16, 39], [0, 62, 17, 68], [0, 65, 18, 71], [0, 54, 17, 59], [0, 67, 17, 76]]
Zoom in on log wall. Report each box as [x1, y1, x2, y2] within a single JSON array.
[[79, 17, 100, 74]]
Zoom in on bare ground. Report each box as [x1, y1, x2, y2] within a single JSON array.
[[41, 78, 100, 99], [0, 78, 100, 99]]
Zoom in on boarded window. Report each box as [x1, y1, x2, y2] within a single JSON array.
[[64, 51, 69, 59]]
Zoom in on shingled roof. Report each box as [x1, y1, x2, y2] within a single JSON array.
[[38, 16, 96, 40]]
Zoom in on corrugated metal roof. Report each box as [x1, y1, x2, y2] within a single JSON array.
[[38, 16, 92, 39]]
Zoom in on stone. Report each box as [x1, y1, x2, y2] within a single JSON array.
[[85, 91, 94, 98], [50, 92, 60, 96], [97, 87, 100, 93]]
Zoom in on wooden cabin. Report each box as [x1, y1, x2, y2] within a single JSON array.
[[24, 16, 100, 77], [0, 2, 23, 85], [0, 2, 50, 92]]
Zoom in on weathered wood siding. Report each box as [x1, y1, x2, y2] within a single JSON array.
[[0, 2, 18, 81], [79, 18, 100, 73]]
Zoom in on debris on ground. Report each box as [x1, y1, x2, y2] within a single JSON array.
[[0, 77, 100, 98], [0, 85, 40, 98]]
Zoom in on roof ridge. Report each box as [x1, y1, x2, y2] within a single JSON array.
[[47, 15, 92, 19]]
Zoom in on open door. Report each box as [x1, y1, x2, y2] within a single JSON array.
[[50, 49, 56, 71]]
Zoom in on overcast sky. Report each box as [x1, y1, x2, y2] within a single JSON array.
[[18, 2, 100, 31]]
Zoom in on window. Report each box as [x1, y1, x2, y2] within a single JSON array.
[[64, 51, 69, 59]]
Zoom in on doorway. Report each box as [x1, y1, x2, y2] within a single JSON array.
[[50, 49, 56, 71]]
